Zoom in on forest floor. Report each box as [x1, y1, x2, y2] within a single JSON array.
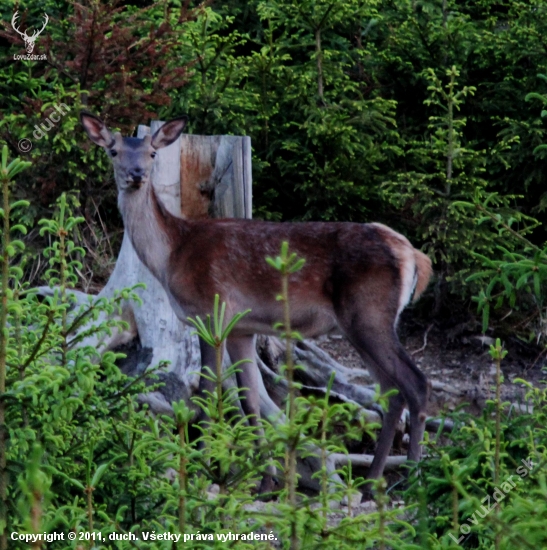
[[315, 313, 546, 418], [309, 312, 546, 514]]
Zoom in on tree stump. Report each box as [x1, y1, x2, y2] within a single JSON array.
[[44, 122, 423, 487], [81, 124, 254, 413]]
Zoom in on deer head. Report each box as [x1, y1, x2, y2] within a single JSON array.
[[80, 112, 188, 192], [12, 11, 48, 54], [80, 112, 433, 488]]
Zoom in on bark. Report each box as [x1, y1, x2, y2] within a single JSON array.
[[38, 126, 429, 487]]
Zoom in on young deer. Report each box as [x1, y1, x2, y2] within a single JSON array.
[[80, 112, 432, 483]]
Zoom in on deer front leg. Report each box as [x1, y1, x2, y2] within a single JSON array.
[[195, 336, 221, 428], [226, 335, 260, 426], [226, 334, 276, 494]]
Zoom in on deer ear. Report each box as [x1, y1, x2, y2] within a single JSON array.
[[80, 111, 114, 148], [151, 116, 188, 149]]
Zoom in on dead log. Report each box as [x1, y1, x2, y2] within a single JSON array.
[[331, 453, 407, 470], [41, 123, 421, 489]]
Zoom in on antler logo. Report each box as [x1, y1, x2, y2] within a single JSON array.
[[11, 11, 48, 54]]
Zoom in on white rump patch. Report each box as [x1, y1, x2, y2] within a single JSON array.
[[369, 223, 417, 326], [397, 247, 417, 316]]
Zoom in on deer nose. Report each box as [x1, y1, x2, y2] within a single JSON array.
[[129, 168, 144, 183]]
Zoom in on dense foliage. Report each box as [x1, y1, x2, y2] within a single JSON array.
[[1, 147, 546, 549], [2, 1, 547, 548], [2, 0, 547, 333]]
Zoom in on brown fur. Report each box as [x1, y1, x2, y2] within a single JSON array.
[[413, 249, 433, 302], [80, 111, 433, 486]]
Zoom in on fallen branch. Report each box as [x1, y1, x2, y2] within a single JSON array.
[[331, 453, 407, 470], [411, 323, 434, 356]]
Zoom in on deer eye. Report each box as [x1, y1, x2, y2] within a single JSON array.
[[110, 150, 118, 157], [151, 152, 157, 158]]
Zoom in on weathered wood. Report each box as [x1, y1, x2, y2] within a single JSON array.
[[331, 453, 407, 470], [82, 126, 254, 411], [179, 135, 252, 220], [52, 121, 428, 490], [179, 135, 219, 219]]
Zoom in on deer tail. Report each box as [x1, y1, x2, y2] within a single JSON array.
[[412, 249, 432, 302]]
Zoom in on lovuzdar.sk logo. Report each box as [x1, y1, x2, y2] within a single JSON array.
[[11, 10, 48, 61]]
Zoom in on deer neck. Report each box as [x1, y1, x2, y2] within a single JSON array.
[[118, 182, 178, 284]]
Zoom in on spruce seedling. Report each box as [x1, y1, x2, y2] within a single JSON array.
[[266, 241, 305, 550]]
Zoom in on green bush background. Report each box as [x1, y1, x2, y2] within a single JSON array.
[[2, 1, 547, 548], [3, 0, 547, 333]]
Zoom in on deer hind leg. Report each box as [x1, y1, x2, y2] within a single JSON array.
[[366, 370, 406, 480], [337, 308, 428, 479], [398, 347, 429, 465], [226, 334, 276, 493]]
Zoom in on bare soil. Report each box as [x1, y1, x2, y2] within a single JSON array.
[[311, 314, 546, 511], [314, 313, 546, 418]]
